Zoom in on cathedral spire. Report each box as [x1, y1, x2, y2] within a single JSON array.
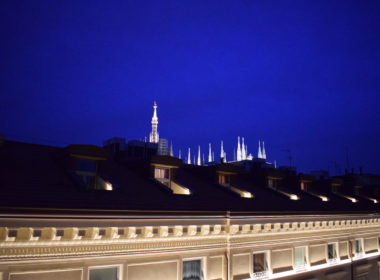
[[237, 136, 242, 161], [179, 149, 181, 159], [187, 148, 191, 164], [242, 137, 246, 160], [258, 140, 263, 159], [197, 146, 201, 166], [262, 141, 267, 160], [149, 102, 159, 143], [170, 142, 173, 157], [221, 141, 226, 163], [208, 143, 212, 162]]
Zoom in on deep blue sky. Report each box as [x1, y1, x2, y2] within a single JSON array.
[[1, 1, 380, 174]]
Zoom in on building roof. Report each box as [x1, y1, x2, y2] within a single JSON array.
[[0, 140, 379, 215]]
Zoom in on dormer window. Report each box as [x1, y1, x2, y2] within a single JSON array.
[[267, 177, 280, 190], [153, 165, 190, 195], [73, 158, 112, 191], [217, 171, 253, 198]]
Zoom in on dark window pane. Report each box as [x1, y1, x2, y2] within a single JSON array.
[[76, 158, 97, 172], [253, 253, 265, 272], [183, 260, 203, 280], [89, 267, 118, 280]]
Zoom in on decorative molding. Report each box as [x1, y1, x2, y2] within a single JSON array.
[[1, 217, 380, 261]]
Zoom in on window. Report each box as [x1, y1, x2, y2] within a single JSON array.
[[327, 243, 338, 263], [252, 251, 269, 278], [154, 167, 170, 180], [218, 174, 230, 186], [300, 181, 309, 191], [89, 266, 118, 280], [267, 178, 279, 189], [294, 247, 307, 270], [354, 239, 364, 257], [183, 259, 203, 280]]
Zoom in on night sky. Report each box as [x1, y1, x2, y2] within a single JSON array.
[[1, 1, 380, 174]]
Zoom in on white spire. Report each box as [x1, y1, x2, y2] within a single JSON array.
[[242, 137, 246, 160], [262, 141, 267, 160], [274, 160, 277, 168], [237, 136, 242, 161], [208, 143, 212, 162], [187, 148, 191, 164], [221, 141, 226, 163], [197, 146, 201, 166], [179, 149, 182, 159], [258, 140, 263, 159], [170, 142, 173, 156], [149, 102, 159, 143]]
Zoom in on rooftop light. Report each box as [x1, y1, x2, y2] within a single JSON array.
[[105, 182, 113, 191], [290, 194, 299, 200], [320, 196, 329, 202], [372, 199, 378, 204]]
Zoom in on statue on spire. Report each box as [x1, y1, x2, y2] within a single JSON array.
[[149, 102, 159, 143]]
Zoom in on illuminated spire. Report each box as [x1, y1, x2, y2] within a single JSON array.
[[170, 142, 173, 156], [262, 141, 267, 160], [237, 136, 242, 161], [208, 143, 212, 162], [179, 150, 182, 159], [149, 102, 159, 143], [197, 145, 201, 166], [187, 148, 191, 164], [221, 141, 226, 163], [212, 151, 215, 162], [258, 141, 263, 159], [242, 137, 246, 160], [274, 160, 277, 168]]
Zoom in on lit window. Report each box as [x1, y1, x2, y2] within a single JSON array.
[[89, 266, 118, 280], [218, 174, 230, 186], [154, 167, 170, 180], [154, 166, 190, 195], [294, 247, 308, 270], [183, 259, 204, 280], [354, 239, 364, 257], [327, 243, 338, 263], [300, 181, 309, 191], [252, 252, 269, 278]]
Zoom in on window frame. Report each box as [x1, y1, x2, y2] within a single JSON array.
[[87, 264, 122, 280], [250, 250, 271, 278], [326, 242, 339, 264], [354, 238, 364, 258], [181, 256, 206, 280], [293, 246, 309, 271]]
